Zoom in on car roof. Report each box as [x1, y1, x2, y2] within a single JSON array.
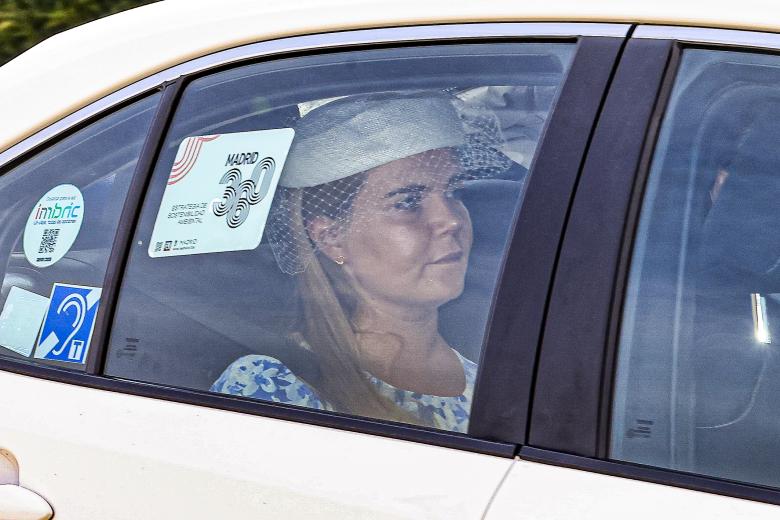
[[2, 0, 780, 155]]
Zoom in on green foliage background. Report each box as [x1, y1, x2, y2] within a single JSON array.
[[0, 0, 158, 65]]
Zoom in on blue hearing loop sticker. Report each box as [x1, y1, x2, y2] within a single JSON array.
[[34, 283, 102, 364]]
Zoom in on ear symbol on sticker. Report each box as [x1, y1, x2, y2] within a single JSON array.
[[49, 293, 86, 357]]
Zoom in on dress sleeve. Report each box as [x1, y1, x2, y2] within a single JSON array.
[[211, 354, 329, 411]]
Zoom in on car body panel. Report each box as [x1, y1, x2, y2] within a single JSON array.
[[486, 459, 780, 519], [4, 0, 780, 154], [0, 370, 512, 519]]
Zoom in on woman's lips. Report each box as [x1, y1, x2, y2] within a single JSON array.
[[430, 251, 464, 264]]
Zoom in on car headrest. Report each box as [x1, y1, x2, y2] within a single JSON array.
[[699, 108, 780, 292], [439, 177, 524, 359]]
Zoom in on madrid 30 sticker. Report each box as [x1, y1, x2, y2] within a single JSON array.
[[34, 283, 101, 364], [24, 184, 84, 268], [148, 129, 295, 258]]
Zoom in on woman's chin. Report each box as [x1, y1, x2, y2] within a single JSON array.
[[417, 275, 466, 306]]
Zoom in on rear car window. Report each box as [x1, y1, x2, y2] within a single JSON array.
[[612, 48, 780, 488], [107, 43, 574, 432]]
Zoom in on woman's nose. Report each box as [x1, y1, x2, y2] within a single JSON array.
[[426, 193, 463, 234]]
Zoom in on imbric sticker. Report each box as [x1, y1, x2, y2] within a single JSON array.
[[23, 184, 84, 268], [149, 129, 295, 258]]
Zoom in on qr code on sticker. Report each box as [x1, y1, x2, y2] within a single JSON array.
[[38, 228, 60, 254]]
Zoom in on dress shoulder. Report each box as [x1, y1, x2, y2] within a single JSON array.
[[211, 354, 329, 410], [453, 350, 478, 386]]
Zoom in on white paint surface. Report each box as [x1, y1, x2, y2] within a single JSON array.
[[0, 370, 511, 519], [485, 459, 780, 519]]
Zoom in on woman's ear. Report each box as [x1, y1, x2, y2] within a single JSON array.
[[306, 215, 346, 264]]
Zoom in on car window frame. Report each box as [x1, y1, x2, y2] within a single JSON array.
[[0, 22, 628, 456], [525, 26, 780, 505]]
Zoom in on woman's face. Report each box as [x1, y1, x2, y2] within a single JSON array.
[[338, 148, 473, 310]]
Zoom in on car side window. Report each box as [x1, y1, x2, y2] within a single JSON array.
[[107, 43, 574, 432], [612, 48, 780, 487], [0, 94, 160, 370]]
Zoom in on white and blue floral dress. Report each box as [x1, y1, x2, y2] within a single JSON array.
[[211, 350, 476, 433]]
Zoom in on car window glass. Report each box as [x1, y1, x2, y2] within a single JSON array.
[[0, 94, 160, 370], [612, 48, 780, 487], [107, 43, 574, 432]]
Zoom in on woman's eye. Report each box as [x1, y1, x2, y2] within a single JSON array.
[[392, 193, 423, 211]]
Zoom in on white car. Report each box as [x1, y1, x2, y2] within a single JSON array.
[[2, 0, 780, 518]]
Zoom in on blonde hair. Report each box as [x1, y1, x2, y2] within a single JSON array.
[[288, 188, 422, 424]]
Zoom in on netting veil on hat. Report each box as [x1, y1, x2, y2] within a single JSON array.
[[267, 91, 513, 274]]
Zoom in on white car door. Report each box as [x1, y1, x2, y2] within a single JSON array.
[[0, 371, 513, 519], [0, 23, 626, 519], [486, 457, 780, 519]]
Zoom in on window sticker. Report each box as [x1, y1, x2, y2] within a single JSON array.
[[0, 287, 49, 357], [148, 129, 295, 258], [34, 283, 101, 364], [23, 184, 84, 268]]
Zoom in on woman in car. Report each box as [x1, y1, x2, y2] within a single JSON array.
[[211, 91, 510, 431]]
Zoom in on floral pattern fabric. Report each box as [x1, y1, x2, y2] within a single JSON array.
[[211, 350, 477, 433]]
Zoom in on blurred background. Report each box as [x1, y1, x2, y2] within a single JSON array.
[[0, 0, 158, 65]]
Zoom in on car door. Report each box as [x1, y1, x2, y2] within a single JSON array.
[[0, 23, 626, 519], [486, 25, 780, 518]]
